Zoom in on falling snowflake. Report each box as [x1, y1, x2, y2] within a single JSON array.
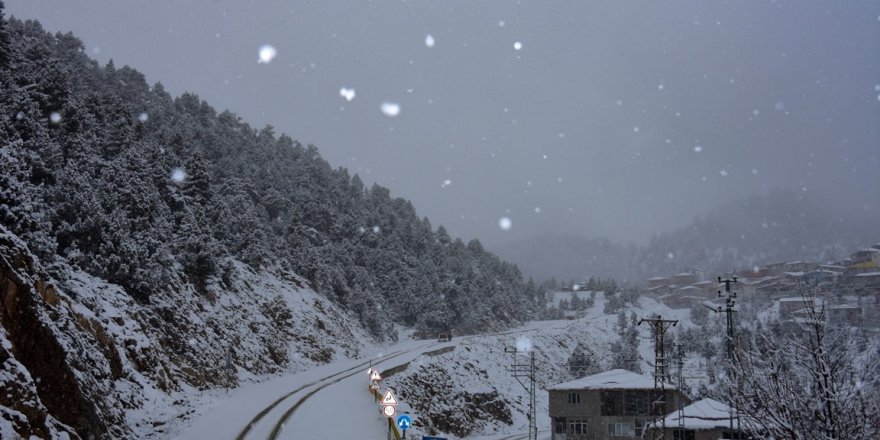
[[339, 87, 356, 102], [258, 44, 277, 64], [138, 112, 149, 122], [616, 100, 623, 106], [49, 112, 62, 124], [513, 41, 522, 51], [499, 217, 512, 231], [667, 253, 675, 259], [425, 34, 435, 48], [381, 102, 401, 117], [372, 225, 381, 233], [498, 20, 506, 27], [694, 146, 703, 152], [534, 207, 541, 214], [719, 170, 729, 177], [170, 168, 186, 183], [358, 226, 366, 234], [15, 111, 24, 120], [752, 109, 760, 116], [633, 126, 640, 133], [516, 336, 532, 352], [752, 168, 758, 175], [774, 102, 785, 111], [441, 179, 452, 188], [658, 84, 665, 90]]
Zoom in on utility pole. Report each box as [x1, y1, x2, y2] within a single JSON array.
[[638, 315, 678, 440], [708, 276, 740, 439], [505, 347, 537, 440], [675, 343, 685, 434]]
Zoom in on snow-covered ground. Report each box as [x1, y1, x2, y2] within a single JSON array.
[[168, 293, 714, 440], [173, 338, 451, 439]]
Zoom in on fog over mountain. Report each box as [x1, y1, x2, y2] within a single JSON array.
[[7, 0, 879, 248], [495, 191, 876, 283]]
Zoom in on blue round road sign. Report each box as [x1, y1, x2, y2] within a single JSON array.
[[396, 414, 412, 430]]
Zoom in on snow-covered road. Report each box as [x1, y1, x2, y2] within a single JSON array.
[[174, 338, 448, 440], [175, 319, 581, 440]]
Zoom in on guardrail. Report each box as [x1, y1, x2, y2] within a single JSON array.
[[380, 346, 456, 380]]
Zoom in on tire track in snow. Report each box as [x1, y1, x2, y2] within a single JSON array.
[[235, 347, 418, 440], [261, 342, 440, 440]]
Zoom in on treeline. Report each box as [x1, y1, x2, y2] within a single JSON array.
[[0, 14, 537, 338]]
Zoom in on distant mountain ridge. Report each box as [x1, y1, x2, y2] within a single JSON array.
[[494, 191, 874, 283]]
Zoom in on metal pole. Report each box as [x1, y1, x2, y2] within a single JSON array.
[[676, 344, 684, 433], [638, 315, 678, 440], [717, 276, 738, 439], [506, 346, 538, 440]]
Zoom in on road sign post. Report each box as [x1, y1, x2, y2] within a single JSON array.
[[381, 388, 398, 419], [382, 405, 396, 417], [381, 389, 398, 406], [396, 414, 412, 439]]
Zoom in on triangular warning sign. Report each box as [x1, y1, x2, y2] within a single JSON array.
[[381, 389, 398, 405]]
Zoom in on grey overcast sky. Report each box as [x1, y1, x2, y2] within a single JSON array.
[[8, 0, 880, 247]]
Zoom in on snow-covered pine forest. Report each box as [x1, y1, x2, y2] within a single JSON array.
[[0, 14, 537, 334]]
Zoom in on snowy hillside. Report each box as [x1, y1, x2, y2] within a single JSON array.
[[0, 13, 538, 438], [0, 224, 374, 438]]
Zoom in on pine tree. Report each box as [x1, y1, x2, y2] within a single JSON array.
[[0, 1, 11, 68]]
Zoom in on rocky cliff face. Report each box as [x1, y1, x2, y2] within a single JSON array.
[[1, 228, 108, 439], [0, 225, 372, 439]]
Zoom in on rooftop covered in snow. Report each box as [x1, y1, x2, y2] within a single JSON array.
[[648, 398, 750, 431], [549, 369, 670, 391]]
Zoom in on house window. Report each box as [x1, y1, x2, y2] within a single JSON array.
[[601, 390, 624, 415], [568, 392, 581, 404], [625, 390, 649, 415], [554, 417, 567, 433], [608, 422, 635, 437], [568, 419, 588, 434]]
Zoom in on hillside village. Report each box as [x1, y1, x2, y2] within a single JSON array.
[[531, 243, 880, 440], [640, 242, 880, 327], [550, 243, 880, 326]]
